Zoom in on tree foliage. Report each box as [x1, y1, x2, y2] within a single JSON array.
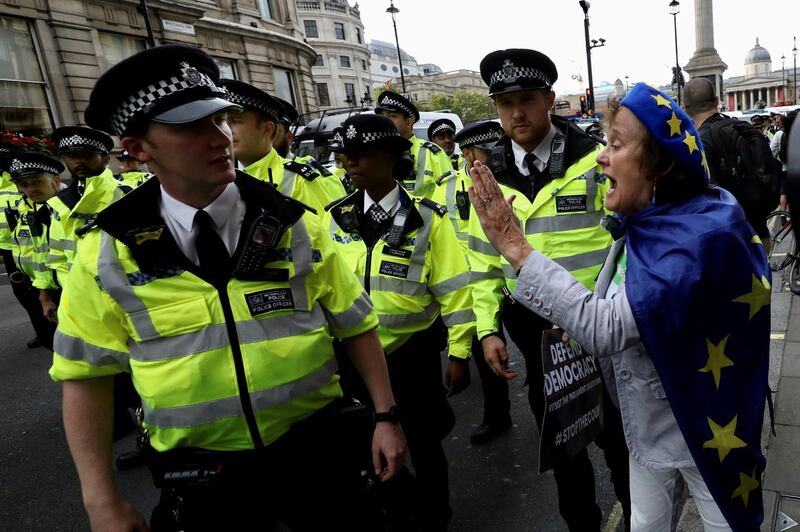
[[419, 91, 496, 123]]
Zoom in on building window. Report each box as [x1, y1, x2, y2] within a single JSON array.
[[98, 32, 146, 73], [313, 54, 324, 67], [344, 83, 356, 104], [273, 67, 295, 105], [316, 83, 330, 107], [380, 64, 387, 71], [214, 58, 237, 80], [361, 59, 367, 71], [303, 20, 318, 38], [334, 22, 345, 40], [403, 68, 409, 75], [0, 16, 55, 134], [340, 55, 351, 68], [356, 28, 362, 44], [258, 0, 273, 18], [392, 66, 398, 73]]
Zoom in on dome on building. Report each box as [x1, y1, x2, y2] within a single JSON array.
[[745, 38, 771, 65]]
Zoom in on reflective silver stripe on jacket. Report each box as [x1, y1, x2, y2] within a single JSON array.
[[98, 231, 160, 341], [415, 146, 428, 194], [279, 168, 296, 197], [54, 330, 129, 367], [129, 306, 330, 362], [378, 302, 439, 328], [525, 169, 601, 235], [468, 235, 499, 256], [429, 271, 470, 297], [289, 218, 312, 310], [442, 308, 474, 327], [49, 238, 77, 252], [324, 291, 373, 333], [469, 270, 504, 281], [142, 358, 338, 429], [551, 247, 610, 272], [370, 275, 426, 296]]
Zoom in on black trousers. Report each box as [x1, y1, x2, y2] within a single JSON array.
[[503, 302, 631, 532], [149, 401, 383, 532], [2, 249, 56, 350], [338, 326, 456, 531], [471, 335, 511, 425]]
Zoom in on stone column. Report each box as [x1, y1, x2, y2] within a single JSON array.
[[695, 0, 715, 51]]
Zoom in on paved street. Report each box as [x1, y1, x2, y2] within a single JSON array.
[[0, 271, 627, 531]]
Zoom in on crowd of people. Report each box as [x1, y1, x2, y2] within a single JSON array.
[[0, 41, 792, 531]]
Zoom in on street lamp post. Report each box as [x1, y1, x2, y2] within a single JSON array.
[[782, 53, 786, 100], [386, 1, 406, 93], [579, 1, 597, 113], [794, 37, 798, 105], [625, 74, 629, 96], [669, 0, 681, 105]]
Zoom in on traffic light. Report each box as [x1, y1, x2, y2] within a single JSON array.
[[579, 95, 587, 114]]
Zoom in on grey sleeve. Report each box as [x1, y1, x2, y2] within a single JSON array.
[[512, 250, 640, 357]]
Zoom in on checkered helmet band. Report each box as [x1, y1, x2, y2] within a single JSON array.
[[489, 65, 551, 87], [225, 91, 282, 122], [345, 124, 400, 144], [459, 130, 502, 148], [431, 123, 455, 137], [109, 62, 222, 136], [9, 159, 61, 176], [58, 134, 107, 152], [379, 96, 415, 117]]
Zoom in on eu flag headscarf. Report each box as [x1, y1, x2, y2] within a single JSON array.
[[616, 84, 771, 531]]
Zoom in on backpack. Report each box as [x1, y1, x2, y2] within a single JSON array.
[[706, 117, 781, 223]]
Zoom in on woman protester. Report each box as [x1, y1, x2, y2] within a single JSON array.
[[469, 83, 770, 532]]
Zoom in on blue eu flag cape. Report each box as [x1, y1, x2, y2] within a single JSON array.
[[617, 187, 770, 532]]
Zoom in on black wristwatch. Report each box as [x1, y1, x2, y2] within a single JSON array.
[[374, 405, 401, 423]]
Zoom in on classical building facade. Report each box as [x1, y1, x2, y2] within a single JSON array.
[[400, 69, 484, 105], [723, 39, 798, 110], [296, 0, 371, 110], [368, 39, 424, 90], [1, 0, 318, 135]]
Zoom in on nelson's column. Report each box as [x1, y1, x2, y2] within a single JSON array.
[[683, 0, 728, 108]]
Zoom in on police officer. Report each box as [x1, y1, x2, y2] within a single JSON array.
[[115, 150, 151, 188], [221, 79, 342, 213], [51, 44, 404, 531], [428, 118, 462, 170], [325, 114, 474, 530], [275, 95, 348, 201], [433, 121, 512, 445], [469, 49, 631, 531], [375, 90, 452, 198], [5, 152, 62, 350], [0, 142, 39, 348], [47, 126, 127, 285], [328, 127, 354, 194]]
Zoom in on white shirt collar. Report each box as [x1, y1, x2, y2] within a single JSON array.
[[363, 183, 401, 217], [160, 182, 240, 231], [512, 124, 558, 176]]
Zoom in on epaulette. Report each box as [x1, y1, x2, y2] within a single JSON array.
[[324, 191, 358, 212], [308, 159, 333, 177], [283, 160, 319, 182], [422, 141, 441, 154], [419, 198, 447, 217]]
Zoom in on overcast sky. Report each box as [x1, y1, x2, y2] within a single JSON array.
[[357, 0, 800, 95]]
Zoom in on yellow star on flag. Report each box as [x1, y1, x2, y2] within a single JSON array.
[[703, 416, 747, 462], [731, 468, 760, 508], [733, 274, 771, 320], [750, 235, 762, 245], [667, 112, 683, 137], [683, 131, 699, 154], [699, 335, 734, 389], [652, 94, 672, 108]]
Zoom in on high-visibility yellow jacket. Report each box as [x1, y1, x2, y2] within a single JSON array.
[[324, 187, 474, 359], [468, 121, 612, 339], [432, 159, 471, 256], [118, 171, 152, 189], [244, 149, 339, 214], [50, 172, 378, 452], [46, 168, 128, 287], [9, 197, 56, 289], [0, 171, 23, 251], [288, 154, 347, 203], [399, 136, 453, 199]]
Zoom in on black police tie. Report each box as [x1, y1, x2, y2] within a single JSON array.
[[524, 153, 545, 200], [194, 210, 231, 278], [368, 203, 390, 224]]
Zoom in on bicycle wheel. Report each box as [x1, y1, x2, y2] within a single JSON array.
[[790, 254, 800, 295], [766, 210, 794, 271]]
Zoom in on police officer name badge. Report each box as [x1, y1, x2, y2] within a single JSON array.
[[245, 288, 294, 317], [538, 329, 604, 473]]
